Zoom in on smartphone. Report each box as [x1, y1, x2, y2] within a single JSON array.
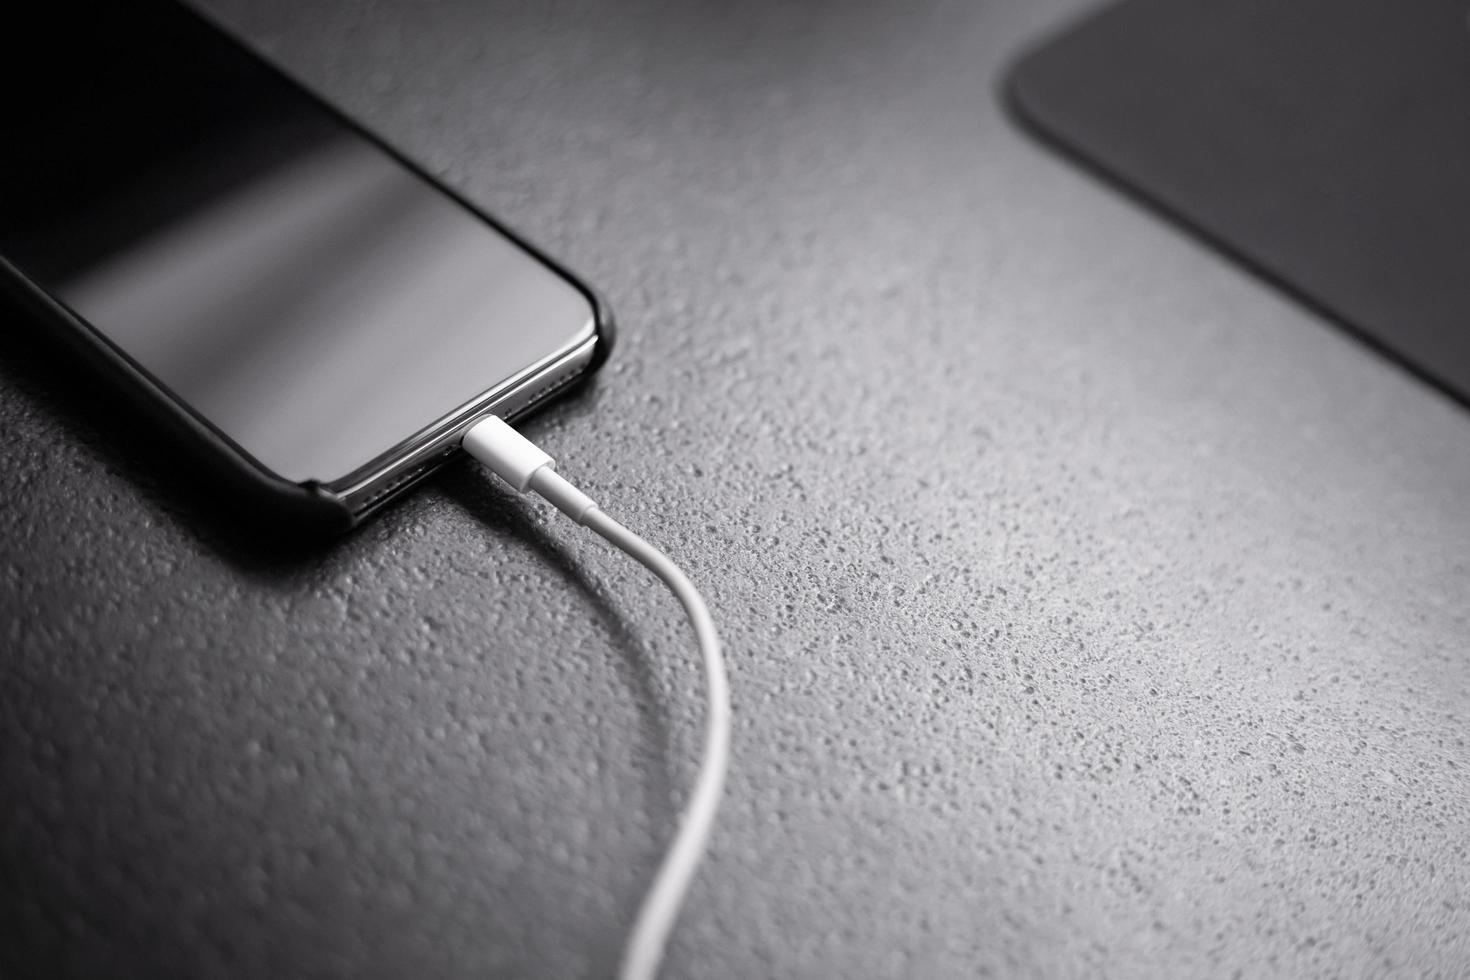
[[0, 2, 613, 531]]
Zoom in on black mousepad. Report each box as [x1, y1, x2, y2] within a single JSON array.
[[1008, 0, 1470, 407]]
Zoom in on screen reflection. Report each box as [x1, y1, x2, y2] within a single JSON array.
[[1, 4, 593, 485]]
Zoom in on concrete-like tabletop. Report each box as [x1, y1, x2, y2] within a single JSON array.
[[4, 1, 1467, 976]]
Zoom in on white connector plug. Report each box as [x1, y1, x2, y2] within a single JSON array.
[[462, 415, 599, 524]]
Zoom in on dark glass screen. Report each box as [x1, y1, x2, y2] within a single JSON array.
[[1, 3, 594, 484]]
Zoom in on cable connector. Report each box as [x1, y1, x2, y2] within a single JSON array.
[[463, 415, 600, 524], [461, 414, 550, 490]]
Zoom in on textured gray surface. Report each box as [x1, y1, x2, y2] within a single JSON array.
[[3, 0, 1469, 977]]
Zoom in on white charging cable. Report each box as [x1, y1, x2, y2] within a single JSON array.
[[461, 415, 731, 980]]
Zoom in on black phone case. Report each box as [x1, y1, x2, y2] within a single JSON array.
[[1, 4, 615, 533]]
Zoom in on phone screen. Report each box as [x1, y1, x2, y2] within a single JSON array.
[[1, 3, 595, 487]]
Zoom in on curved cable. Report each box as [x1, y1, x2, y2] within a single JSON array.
[[578, 507, 731, 980], [460, 416, 731, 980]]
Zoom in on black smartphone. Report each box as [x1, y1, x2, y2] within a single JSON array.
[[0, 2, 613, 531]]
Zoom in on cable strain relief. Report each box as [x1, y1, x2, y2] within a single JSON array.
[[527, 466, 600, 524]]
